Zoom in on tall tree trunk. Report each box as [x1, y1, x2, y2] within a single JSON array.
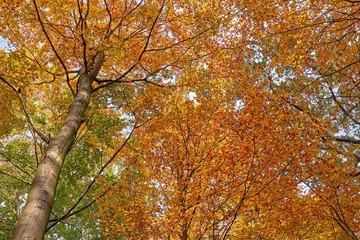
[[12, 52, 104, 240]]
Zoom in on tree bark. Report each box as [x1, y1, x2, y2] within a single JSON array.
[[12, 52, 104, 240]]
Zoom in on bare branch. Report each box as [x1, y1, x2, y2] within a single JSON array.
[[137, 0, 166, 62], [0, 170, 32, 185], [0, 75, 50, 143], [92, 64, 137, 92], [47, 124, 137, 230], [0, 152, 34, 178], [335, 137, 360, 144], [88, 51, 105, 79], [327, 83, 360, 125], [32, 0, 74, 95]]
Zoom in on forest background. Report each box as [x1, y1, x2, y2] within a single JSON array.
[[0, 0, 359, 239]]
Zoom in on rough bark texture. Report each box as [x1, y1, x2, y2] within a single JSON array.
[[12, 52, 104, 240]]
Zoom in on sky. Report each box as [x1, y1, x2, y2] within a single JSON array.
[[0, 36, 6, 47]]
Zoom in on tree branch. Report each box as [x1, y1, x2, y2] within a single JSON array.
[[0, 170, 32, 185], [335, 137, 360, 144], [0, 75, 50, 143], [32, 0, 74, 95], [47, 124, 137, 230]]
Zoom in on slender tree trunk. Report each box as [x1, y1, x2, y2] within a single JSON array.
[[12, 52, 104, 240]]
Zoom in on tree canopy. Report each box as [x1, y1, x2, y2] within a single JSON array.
[[0, 0, 359, 239]]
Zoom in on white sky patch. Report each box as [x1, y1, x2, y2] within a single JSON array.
[[0, 36, 14, 52], [162, 75, 176, 84], [234, 99, 244, 111], [247, 43, 264, 63], [174, 7, 185, 14], [0, 36, 7, 49], [186, 91, 197, 102], [297, 182, 310, 196], [112, 164, 120, 175]]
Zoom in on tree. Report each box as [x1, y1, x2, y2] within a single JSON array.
[[0, 0, 359, 239], [94, 0, 360, 238], [95, 54, 358, 239], [0, 0, 230, 239]]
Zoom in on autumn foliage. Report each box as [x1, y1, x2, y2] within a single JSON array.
[[0, 0, 359, 239]]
